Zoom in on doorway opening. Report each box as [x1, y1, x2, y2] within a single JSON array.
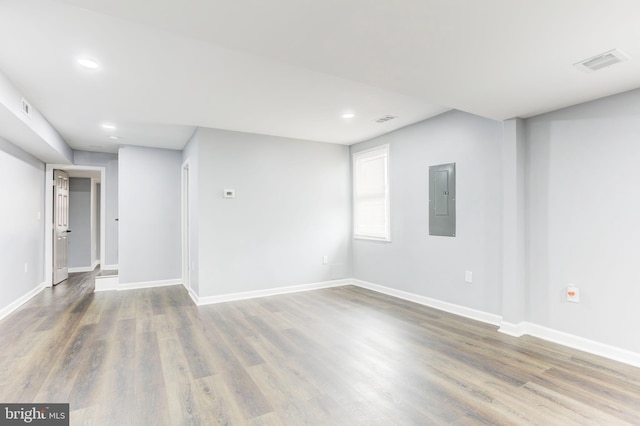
[[45, 165, 107, 287], [52, 169, 70, 284]]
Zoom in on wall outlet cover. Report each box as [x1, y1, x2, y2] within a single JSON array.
[[567, 285, 580, 303]]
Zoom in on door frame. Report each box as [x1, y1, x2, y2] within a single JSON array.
[[45, 164, 107, 287], [181, 160, 191, 293]]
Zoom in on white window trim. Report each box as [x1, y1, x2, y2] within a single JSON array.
[[353, 144, 391, 242]]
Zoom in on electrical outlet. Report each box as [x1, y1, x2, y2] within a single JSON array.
[[465, 271, 472, 283], [24, 263, 28, 273], [567, 285, 580, 303], [322, 256, 328, 265]]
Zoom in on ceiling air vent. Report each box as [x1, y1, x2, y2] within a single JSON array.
[[574, 49, 630, 73], [375, 115, 397, 123]]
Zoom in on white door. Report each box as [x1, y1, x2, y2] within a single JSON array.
[[53, 170, 70, 284]]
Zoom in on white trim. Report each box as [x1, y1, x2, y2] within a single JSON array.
[[102, 264, 119, 271], [94, 277, 182, 292], [99, 176, 107, 281], [117, 278, 182, 291], [498, 321, 527, 337], [196, 279, 351, 306], [0, 282, 46, 321], [68, 260, 99, 273], [351, 279, 502, 326], [187, 287, 200, 305], [499, 322, 640, 368], [353, 235, 393, 243], [181, 160, 191, 293], [94, 275, 118, 292], [352, 144, 391, 242]]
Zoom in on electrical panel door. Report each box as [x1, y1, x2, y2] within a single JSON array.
[[429, 163, 456, 237]]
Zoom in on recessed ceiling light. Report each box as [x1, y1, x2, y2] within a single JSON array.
[[107, 135, 120, 140], [101, 123, 116, 130], [78, 58, 99, 69], [342, 112, 355, 119]]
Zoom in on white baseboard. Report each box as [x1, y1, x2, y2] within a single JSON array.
[[0, 282, 47, 322], [94, 275, 119, 292], [499, 321, 640, 368], [498, 321, 528, 337], [186, 286, 199, 305], [102, 264, 119, 271], [195, 279, 351, 306], [69, 260, 100, 273], [94, 277, 182, 292], [116, 278, 182, 291], [351, 279, 502, 326]]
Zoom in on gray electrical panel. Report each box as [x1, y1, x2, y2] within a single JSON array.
[[429, 163, 456, 237]]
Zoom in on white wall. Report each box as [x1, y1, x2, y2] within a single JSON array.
[[501, 118, 527, 326], [118, 146, 182, 285], [0, 137, 45, 315], [73, 151, 118, 268], [0, 70, 72, 164], [195, 128, 351, 298], [351, 110, 504, 315], [68, 177, 91, 268], [526, 88, 640, 353]]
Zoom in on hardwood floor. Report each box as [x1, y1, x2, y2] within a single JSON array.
[[1, 271, 640, 425]]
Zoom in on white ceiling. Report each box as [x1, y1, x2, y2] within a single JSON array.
[[1, 0, 640, 154]]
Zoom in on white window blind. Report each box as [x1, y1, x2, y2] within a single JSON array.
[[353, 145, 390, 241]]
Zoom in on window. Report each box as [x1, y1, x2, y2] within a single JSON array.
[[353, 145, 390, 241]]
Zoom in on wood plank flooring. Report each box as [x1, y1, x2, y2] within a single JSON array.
[[1, 270, 640, 425]]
